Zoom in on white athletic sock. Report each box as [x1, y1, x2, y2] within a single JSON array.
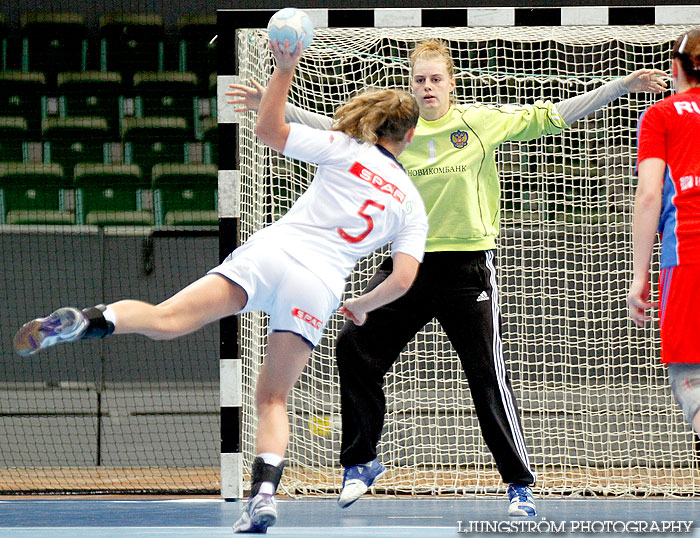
[[256, 452, 284, 496], [258, 482, 275, 495], [102, 305, 118, 326], [258, 452, 284, 467]]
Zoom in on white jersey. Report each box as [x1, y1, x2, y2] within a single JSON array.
[[248, 122, 428, 298]]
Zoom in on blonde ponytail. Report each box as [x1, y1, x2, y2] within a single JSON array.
[[332, 89, 418, 145]]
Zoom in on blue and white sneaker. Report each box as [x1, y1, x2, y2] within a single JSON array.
[[337, 458, 387, 508], [233, 493, 277, 533], [13, 307, 88, 357], [507, 484, 536, 516]]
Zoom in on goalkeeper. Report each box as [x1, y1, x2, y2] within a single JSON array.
[[227, 38, 665, 517]]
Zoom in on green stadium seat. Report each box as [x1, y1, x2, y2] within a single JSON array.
[[20, 13, 88, 77], [122, 117, 190, 181], [200, 116, 217, 165], [152, 163, 217, 226], [0, 15, 8, 71], [0, 162, 73, 224], [0, 72, 46, 137], [177, 14, 216, 86], [73, 163, 152, 226], [57, 71, 122, 137], [209, 72, 217, 108], [133, 71, 198, 134], [99, 14, 164, 76], [0, 117, 30, 162], [42, 117, 111, 180]]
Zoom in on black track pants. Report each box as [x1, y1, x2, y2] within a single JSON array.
[[336, 250, 535, 485]]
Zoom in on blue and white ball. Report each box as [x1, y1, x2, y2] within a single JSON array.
[[267, 8, 314, 53]]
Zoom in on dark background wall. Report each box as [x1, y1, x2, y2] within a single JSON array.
[[2, 0, 214, 30], [1, 231, 219, 384], [4, 0, 700, 29]]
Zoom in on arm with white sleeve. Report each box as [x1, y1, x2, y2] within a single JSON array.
[[555, 69, 667, 125], [466, 68, 668, 144], [284, 103, 333, 129], [230, 69, 666, 129], [227, 77, 333, 129]]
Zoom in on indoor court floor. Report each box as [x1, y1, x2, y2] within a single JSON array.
[[0, 497, 699, 537]]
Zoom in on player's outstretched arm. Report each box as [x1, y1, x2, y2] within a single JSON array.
[[556, 69, 667, 125], [256, 40, 303, 152], [339, 252, 419, 326], [628, 157, 664, 327]]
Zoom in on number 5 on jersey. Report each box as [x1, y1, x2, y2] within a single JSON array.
[[338, 199, 386, 243]]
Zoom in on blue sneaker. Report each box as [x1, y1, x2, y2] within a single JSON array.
[[13, 307, 88, 357], [507, 484, 536, 516], [233, 493, 277, 533], [337, 459, 386, 508]]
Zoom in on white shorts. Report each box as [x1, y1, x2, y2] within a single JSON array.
[[208, 240, 340, 347]]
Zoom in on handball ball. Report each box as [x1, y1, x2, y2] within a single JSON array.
[[267, 8, 314, 53]]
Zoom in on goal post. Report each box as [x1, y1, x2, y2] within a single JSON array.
[[229, 23, 700, 497]]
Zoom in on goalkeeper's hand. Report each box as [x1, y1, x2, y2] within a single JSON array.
[[226, 77, 264, 112], [622, 69, 668, 94]]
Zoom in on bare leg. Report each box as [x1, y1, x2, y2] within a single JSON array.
[[109, 274, 247, 339], [255, 331, 313, 456]]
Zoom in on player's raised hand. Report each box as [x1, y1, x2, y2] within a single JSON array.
[[623, 69, 668, 94], [269, 37, 303, 74], [226, 78, 265, 111], [627, 277, 657, 327]]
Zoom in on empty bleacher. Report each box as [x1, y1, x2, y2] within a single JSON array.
[[0, 12, 218, 227]]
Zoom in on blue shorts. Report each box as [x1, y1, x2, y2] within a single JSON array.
[[667, 363, 700, 426], [208, 240, 340, 347]]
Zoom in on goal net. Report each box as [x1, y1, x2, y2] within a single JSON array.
[[235, 24, 698, 497]]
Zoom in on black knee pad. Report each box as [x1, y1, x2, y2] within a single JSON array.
[[81, 304, 115, 339], [250, 456, 285, 496]]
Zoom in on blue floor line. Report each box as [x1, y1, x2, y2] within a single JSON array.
[[0, 498, 699, 537]]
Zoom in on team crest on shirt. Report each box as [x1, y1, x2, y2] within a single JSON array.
[[450, 130, 469, 149]]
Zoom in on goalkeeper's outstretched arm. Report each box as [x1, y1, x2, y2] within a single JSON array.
[[231, 68, 666, 131], [555, 69, 666, 125], [228, 77, 333, 129]]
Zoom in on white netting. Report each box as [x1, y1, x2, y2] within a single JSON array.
[[234, 25, 700, 497]]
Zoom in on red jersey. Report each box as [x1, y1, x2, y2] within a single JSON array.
[[637, 87, 700, 268]]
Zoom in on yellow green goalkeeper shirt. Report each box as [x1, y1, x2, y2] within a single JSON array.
[[399, 102, 568, 252]]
